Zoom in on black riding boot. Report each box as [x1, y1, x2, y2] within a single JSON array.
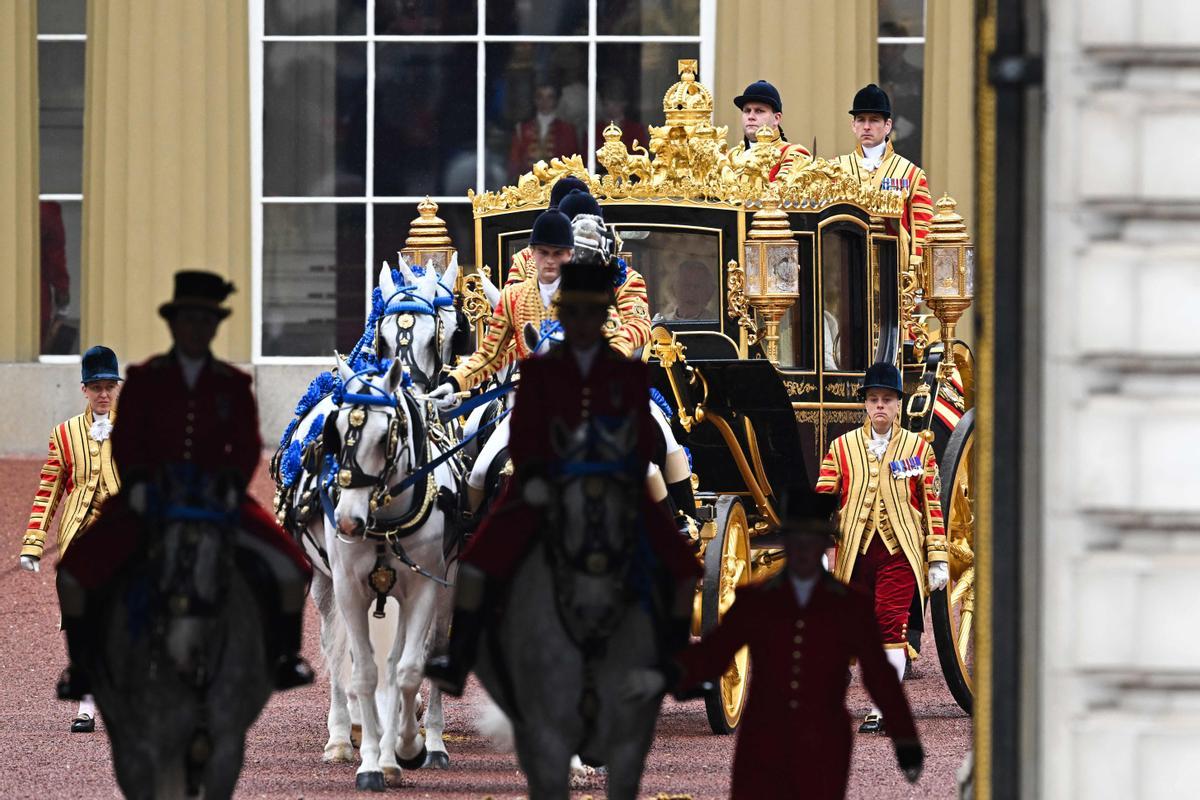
[[56, 572, 93, 701], [272, 612, 315, 690], [424, 565, 488, 697]]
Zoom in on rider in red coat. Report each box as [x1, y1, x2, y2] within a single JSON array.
[[626, 492, 924, 799], [57, 272, 314, 698], [426, 258, 701, 697]]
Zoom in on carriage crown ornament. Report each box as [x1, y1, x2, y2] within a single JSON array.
[[400, 197, 456, 277]]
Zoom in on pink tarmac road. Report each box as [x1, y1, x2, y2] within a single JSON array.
[[1, 457, 969, 799]]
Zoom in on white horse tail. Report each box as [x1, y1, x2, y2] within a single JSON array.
[[474, 695, 515, 752]]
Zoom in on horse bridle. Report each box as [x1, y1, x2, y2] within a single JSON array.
[[375, 280, 456, 387], [323, 369, 409, 512]]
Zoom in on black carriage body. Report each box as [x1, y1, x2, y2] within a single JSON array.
[[474, 199, 915, 515]]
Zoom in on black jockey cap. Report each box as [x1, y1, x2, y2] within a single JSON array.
[[734, 79, 783, 113], [860, 362, 904, 399], [780, 490, 839, 542], [557, 189, 603, 221], [849, 83, 892, 118], [158, 270, 235, 320], [557, 258, 615, 308], [549, 175, 589, 209], [529, 209, 574, 249], [81, 345, 121, 384]]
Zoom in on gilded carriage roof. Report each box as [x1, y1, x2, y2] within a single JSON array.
[[469, 59, 904, 218]]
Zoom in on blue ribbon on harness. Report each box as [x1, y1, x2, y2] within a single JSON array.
[[382, 282, 455, 316], [439, 379, 518, 423]]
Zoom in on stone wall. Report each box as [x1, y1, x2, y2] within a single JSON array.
[[0, 364, 316, 458], [1042, 0, 1200, 796]]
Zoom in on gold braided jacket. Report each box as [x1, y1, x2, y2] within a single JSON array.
[[815, 421, 947, 600], [23, 408, 121, 559]]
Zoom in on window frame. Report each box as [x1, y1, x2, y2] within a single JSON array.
[[37, 30, 87, 364], [248, 0, 716, 364]]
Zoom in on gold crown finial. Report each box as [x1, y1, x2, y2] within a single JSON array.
[[602, 121, 622, 142], [405, 196, 452, 248], [754, 124, 780, 144], [662, 58, 713, 126]]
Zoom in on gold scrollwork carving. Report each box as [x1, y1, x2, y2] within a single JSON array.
[[784, 380, 817, 395], [823, 410, 865, 424], [725, 259, 759, 346], [471, 60, 907, 218], [824, 382, 857, 399], [461, 266, 494, 327], [794, 410, 820, 424]]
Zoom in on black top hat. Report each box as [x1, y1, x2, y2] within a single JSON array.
[[557, 189, 603, 221], [734, 80, 783, 113], [81, 345, 121, 384], [860, 362, 904, 398], [529, 210, 574, 250], [549, 176, 589, 209], [780, 490, 839, 540], [557, 259, 616, 307], [849, 83, 892, 118], [158, 271, 235, 320]]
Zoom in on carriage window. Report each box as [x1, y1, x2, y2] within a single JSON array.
[[778, 234, 814, 371], [820, 227, 869, 372], [616, 228, 721, 323]]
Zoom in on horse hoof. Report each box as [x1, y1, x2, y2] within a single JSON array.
[[424, 750, 450, 770], [382, 766, 403, 786], [397, 744, 427, 770], [350, 724, 363, 748], [355, 771, 386, 792], [323, 743, 355, 763]]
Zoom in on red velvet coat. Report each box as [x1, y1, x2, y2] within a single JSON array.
[[60, 352, 310, 589], [462, 345, 700, 584], [675, 573, 919, 800]]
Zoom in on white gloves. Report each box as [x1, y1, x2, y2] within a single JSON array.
[[522, 477, 551, 507], [19, 555, 40, 573], [621, 668, 666, 703], [426, 382, 462, 413], [928, 561, 950, 592], [128, 481, 149, 515]]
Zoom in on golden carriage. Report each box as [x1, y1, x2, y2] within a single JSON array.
[[405, 60, 977, 733]]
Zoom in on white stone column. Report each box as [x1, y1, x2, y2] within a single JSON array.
[[1042, 0, 1200, 796]]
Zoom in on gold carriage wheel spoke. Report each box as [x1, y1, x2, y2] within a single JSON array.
[[957, 611, 974, 663], [950, 567, 974, 606]]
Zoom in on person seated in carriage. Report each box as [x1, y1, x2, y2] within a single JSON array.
[[425, 257, 702, 697], [55, 271, 316, 700]]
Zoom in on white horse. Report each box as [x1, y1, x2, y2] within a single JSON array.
[[474, 417, 670, 800], [273, 259, 461, 768], [326, 357, 459, 791], [67, 484, 275, 799]]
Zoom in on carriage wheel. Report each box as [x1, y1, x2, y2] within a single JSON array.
[[931, 407, 975, 714], [700, 496, 751, 734]]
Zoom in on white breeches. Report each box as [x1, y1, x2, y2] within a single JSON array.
[[468, 414, 511, 491], [649, 400, 683, 455]]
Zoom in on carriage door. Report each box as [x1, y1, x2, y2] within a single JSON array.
[[817, 215, 871, 454]]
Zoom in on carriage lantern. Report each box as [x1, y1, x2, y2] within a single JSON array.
[[742, 188, 800, 363], [400, 197, 456, 278], [921, 193, 975, 355]]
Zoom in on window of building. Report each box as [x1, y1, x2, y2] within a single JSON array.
[[37, 0, 87, 358], [878, 0, 925, 165], [251, 0, 713, 361]]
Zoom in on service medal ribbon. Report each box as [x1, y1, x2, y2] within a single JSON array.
[[890, 460, 904, 479]]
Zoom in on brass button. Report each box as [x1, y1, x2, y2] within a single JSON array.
[[793, 651, 801, 660], [792, 665, 801, 675], [90, 445, 99, 456], [185, 425, 194, 434], [789, 700, 798, 710], [183, 452, 192, 460], [793, 635, 803, 644], [185, 438, 193, 447], [868, 481, 877, 490], [186, 412, 195, 421], [790, 680, 799, 689], [582, 386, 591, 395], [795, 620, 804, 629]]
